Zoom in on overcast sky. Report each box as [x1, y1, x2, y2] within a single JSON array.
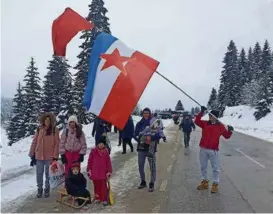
[[1, 0, 273, 110]]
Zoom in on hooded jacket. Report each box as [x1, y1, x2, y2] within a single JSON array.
[[87, 147, 112, 180], [29, 113, 59, 160]]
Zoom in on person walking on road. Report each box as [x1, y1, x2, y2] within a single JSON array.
[[179, 115, 195, 149], [59, 115, 87, 177], [120, 115, 134, 154], [134, 108, 162, 192], [29, 113, 60, 198], [92, 117, 110, 146], [195, 106, 234, 193]]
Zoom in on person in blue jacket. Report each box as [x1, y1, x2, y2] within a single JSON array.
[[92, 117, 110, 146], [134, 107, 161, 192], [179, 114, 195, 148], [120, 116, 134, 154]]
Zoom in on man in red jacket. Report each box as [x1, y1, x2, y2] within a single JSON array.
[[195, 106, 234, 193]]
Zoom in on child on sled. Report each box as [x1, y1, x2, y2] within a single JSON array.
[[87, 136, 112, 206], [65, 162, 91, 208]]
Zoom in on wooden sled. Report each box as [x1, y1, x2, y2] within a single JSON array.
[[56, 188, 92, 209]]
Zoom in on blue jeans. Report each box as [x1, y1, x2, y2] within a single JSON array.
[[138, 151, 156, 183], [199, 148, 220, 184], [36, 160, 50, 190]]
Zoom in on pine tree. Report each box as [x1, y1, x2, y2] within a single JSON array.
[[175, 100, 184, 111], [73, 0, 111, 124], [194, 106, 200, 114], [42, 60, 59, 114], [238, 48, 248, 86], [218, 40, 239, 113], [6, 82, 26, 145], [245, 47, 254, 83], [252, 42, 262, 80], [207, 87, 218, 110], [42, 56, 73, 129], [22, 57, 41, 136], [253, 41, 272, 119], [191, 107, 195, 115]]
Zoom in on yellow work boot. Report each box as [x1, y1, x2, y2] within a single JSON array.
[[197, 180, 209, 190], [211, 183, 219, 193]]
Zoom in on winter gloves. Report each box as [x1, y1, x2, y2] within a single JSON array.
[[30, 155, 36, 167], [227, 125, 234, 132], [163, 136, 167, 142], [79, 154, 84, 163], [61, 154, 67, 164], [201, 106, 207, 113]]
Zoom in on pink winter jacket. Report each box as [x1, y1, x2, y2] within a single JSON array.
[[29, 127, 60, 161], [87, 147, 112, 180], [59, 128, 87, 155]]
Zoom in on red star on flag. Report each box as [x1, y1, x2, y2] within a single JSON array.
[[100, 49, 131, 75]]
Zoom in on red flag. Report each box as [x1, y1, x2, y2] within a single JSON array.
[[52, 7, 94, 56]]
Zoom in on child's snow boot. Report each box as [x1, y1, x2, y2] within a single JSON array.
[[137, 180, 147, 189], [37, 188, 43, 198], [44, 188, 50, 198], [211, 183, 219, 193], [197, 180, 209, 190], [148, 182, 154, 192]]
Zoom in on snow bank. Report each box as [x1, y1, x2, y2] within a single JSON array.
[[203, 105, 273, 143]]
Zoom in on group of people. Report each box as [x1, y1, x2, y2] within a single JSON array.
[[29, 113, 112, 206], [28, 107, 167, 206], [28, 104, 234, 208]]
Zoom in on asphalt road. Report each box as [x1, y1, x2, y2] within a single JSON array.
[[3, 123, 273, 213]]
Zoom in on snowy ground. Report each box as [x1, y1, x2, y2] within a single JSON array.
[[203, 105, 273, 143], [0, 116, 173, 206]]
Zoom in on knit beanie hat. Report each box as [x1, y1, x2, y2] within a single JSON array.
[[210, 110, 219, 118], [68, 115, 78, 125], [71, 162, 80, 169]]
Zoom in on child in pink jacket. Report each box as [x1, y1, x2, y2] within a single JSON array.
[[87, 136, 112, 206]]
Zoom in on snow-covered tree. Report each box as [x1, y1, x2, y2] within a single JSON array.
[[194, 106, 200, 114], [191, 107, 195, 115], [6, 82, 26, 145], [207, 87, 218, 110], [254, 99, 271, 120], [22, 57, 41, 136], [240, 79, 263, 106], [260, 40, 272, 78], [218, 40, 239, 111], [42, 56, 73, 129], [252, 42, 262, 80], [245, 47, 254, 83], [73, 0, 111, 124], [253, 41, 272, 119], [175, 100, 184, 111]]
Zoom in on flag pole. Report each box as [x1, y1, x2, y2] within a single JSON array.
[[155, 71, 202, 107], [155, 71, 235, 133]]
